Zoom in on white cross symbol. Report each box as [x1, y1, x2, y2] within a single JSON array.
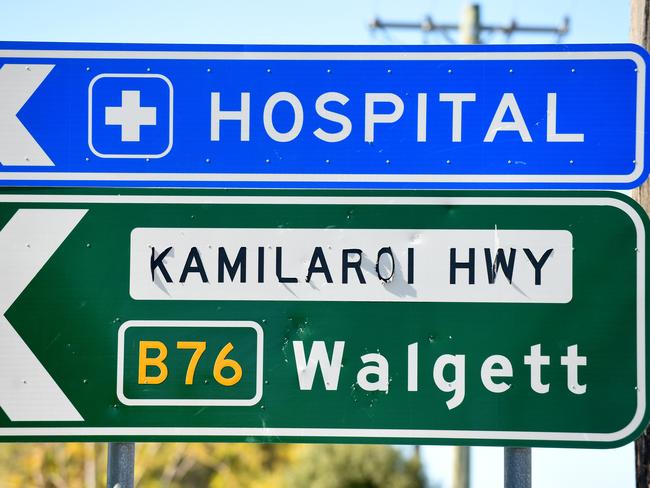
[[105, 90, 157, 142]]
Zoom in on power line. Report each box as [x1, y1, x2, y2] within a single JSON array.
[[369, 4, 569, 44]]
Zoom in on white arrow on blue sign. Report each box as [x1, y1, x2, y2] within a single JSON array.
[[0, 42, 647, 189]]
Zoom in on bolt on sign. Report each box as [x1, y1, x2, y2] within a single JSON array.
[[0, 189, 646, 447], [0, 42, 647, 189]]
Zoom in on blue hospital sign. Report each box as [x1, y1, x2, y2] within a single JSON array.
[[0, 41, 647, 188]]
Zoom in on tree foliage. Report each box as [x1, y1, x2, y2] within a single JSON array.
[[0, 442, 426, 487], [284, 444, 426, 488], [0, 443, 103, 488]]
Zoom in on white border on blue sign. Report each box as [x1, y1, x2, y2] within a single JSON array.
[[0, 48, 644, 186]]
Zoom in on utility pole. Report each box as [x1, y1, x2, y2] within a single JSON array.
[[458, 4, 480, 44], [369, 3, 569, 44], [452, 445, 470, 488], [632, 2, 650, 485], [369, 4, 569, 488], [453, 9, 476, 488]]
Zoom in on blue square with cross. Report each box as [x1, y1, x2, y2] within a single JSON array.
[[89, 73, 173, 159]]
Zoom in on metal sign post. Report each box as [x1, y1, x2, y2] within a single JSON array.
[[504, 448, 531, 488], [107, 442, 135, 488]]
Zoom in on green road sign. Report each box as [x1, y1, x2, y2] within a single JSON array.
[[0, 189, 647, 447]]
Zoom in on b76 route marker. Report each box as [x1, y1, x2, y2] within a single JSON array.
[[0, 42, 647, 188], [0, 189, 645, 447]]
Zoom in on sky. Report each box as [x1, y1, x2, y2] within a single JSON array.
[[0, 1, 638, 487], [0, 0, 632, 45]]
